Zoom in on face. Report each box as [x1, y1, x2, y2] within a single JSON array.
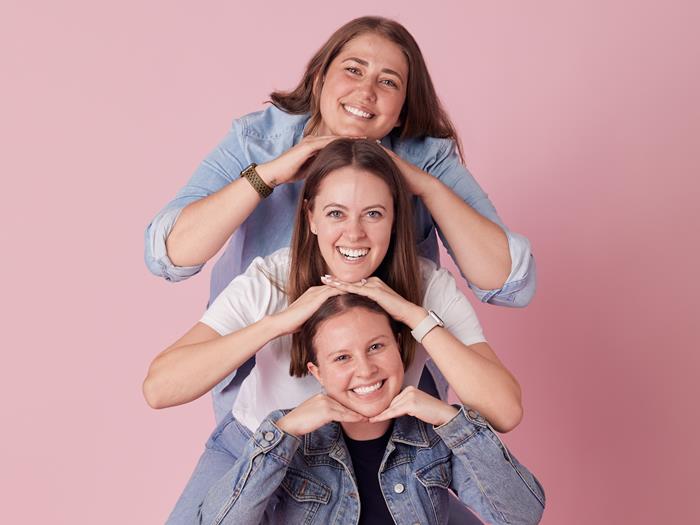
[[308, 308, 404, 418], [308, 166, 394, 283], [315, 33, 408, 139]]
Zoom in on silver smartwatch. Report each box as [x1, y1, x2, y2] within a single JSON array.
[[411, 310, 445, 343]]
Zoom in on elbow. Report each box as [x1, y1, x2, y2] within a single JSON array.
[[494, 404, 524, 433], [142, 371, 171, 410]]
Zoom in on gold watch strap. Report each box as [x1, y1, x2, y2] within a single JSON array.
[[241, 163, 273, 198]]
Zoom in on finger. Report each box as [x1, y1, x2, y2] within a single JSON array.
[[369, 404, 406, 423]]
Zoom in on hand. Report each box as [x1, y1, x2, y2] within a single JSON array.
[[369, 386, 458, 427], [320, 275, 426, 328], [256, 135, 346, 186], [277, 393, 367, 437], [269, 285, 346, 336], [381, 146, 434, 197]]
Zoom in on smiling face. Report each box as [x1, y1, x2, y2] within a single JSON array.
[[308, 307, 404, 418], [315, 32, 408, 140], [307, 165, 394, 283]]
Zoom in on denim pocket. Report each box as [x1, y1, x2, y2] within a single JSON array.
[[281, 467, 332, 504], [415, 455, 452, 489]]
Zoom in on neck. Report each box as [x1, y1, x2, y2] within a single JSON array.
[[341, 418, 392, 441]]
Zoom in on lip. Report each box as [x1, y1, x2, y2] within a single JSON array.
[[336, 246, 370, 264], [342, 103, 375, 120], [348, 379, 386, 399]]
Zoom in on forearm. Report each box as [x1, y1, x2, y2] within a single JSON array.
[[143, 316, 283, 409], [436, 408, 545, 525], [200, 416, 300, 525], [405, 308, 522, 432], [166, 177, 263, 267], [419, 177, 511, 290]]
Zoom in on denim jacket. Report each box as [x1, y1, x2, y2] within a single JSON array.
[[144, 106, 535, 308], [199, 407, 545, 525]]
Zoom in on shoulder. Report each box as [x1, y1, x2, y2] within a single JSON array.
[[389, 135, 457, 169], [235, 105, 309, 142]]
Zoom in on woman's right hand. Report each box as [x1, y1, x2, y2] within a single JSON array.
[[269, 285, 345, 336], [276, 394, 367, 437], [256, 135, 342, 187]]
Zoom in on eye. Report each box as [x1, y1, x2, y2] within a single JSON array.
[[326, 209, 343, 219], [369, 343, 384, 352], [380, 78, 398, 89], [345, 66, 361, 76], [366, 210, 383, 219], [334, 354, 350, 362]]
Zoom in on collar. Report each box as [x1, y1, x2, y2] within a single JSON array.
[[302, 416, 432, 455]]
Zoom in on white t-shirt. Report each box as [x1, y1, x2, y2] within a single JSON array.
[[201, 248, 486, 431]]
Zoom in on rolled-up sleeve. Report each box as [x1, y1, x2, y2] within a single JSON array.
[[428, 139, 536, 307], [144, 119, 248, 282]]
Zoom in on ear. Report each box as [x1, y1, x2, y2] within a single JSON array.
[[307, 205, 318, 235], [307, 362, 322, 385]]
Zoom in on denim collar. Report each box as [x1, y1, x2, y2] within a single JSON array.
[[302, 416, 432, 456]]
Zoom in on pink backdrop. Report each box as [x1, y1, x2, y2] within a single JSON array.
[[2, 1, 698, 523]]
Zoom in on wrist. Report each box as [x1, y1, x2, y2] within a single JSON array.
[[405, 306, 429, 330], [262, 314, 289, 339], [256, 162, 284, 187]]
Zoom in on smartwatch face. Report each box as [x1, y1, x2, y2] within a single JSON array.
[[429, 310, 444, 327]]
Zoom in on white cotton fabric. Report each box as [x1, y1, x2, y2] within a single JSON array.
[[201, 248, 486, 432]]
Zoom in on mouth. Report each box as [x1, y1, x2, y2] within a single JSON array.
[[350, 379, 385, 396], [342, 104, 374, 120], [337, 246, 369, 262]]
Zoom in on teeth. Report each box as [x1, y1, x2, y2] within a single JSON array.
[[343, 104, 373, 119], [352, 381, 382, 395], [338, 247, 369, 259]]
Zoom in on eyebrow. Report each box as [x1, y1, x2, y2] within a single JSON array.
[[322, 203, 388, 212], [342, 57, 404, 82]]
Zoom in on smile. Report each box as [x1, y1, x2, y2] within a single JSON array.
[[342, 104, 374, 119], [337, 247, 369, 261], [351, 380, 384, 395]]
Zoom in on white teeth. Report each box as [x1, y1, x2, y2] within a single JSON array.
[[352, 381, 382, 395], [343, 104, 373, 119], [338, 247, 369, 259]]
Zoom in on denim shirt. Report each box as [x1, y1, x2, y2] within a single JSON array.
[[144, 105, 535, 308], [198, 406, 545, 525]]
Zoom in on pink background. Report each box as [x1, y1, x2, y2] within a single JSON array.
[[2, 1, 698, 523]]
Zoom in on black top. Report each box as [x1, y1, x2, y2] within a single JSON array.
[[343, 424, 395, 525]]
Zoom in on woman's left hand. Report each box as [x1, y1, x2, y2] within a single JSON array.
[[381, 146, 434, 197], [369, 386, 458, 427], [320, 275, 426, 328]]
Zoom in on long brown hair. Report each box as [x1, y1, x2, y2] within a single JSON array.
[[294, 294, 412, 377], [270, 16, 463, 159], [287, 138, 421, 377]]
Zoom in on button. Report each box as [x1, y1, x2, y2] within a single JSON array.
[[393, 483, 405, 494], [467, 409, 482, 421], [263, 431, 275, 442]]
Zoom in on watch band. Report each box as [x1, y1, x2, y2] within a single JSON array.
[[411, 310, 445, 343], [241, 163, 273, 199]]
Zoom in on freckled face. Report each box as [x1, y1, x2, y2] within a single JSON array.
[[307, 166, 394, 283], [315, 33, 408, 139], [308, 308, 404, 418]]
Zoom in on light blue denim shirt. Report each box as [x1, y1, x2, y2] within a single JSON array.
[[198, 406, 545, 525], [144, 105, 536, 308]]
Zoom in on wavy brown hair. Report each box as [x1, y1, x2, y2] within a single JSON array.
[[269, 16, 463, 159], [294, 294, 412, 377], [287, 138, 421, 377]]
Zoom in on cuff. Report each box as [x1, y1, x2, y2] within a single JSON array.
[[144, 206, 204, 282], [433, 406, 488, 449], [251, 413, 302, 465]]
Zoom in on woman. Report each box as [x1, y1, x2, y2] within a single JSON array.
[[198, 294, 545, 525], [144, 139, 524, 523], [144, 16, 536, 424]]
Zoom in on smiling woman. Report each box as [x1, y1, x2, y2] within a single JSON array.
[[198, 295, 545, 525], [144, 138, 527, 524]]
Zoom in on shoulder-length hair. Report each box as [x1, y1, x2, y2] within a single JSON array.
[[270, 16, 463, 159], [295, 294, 412, 376], [287, 138, 421, 377]]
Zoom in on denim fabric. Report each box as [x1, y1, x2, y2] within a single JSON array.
[[198, 407, 545, 525], [144, 106, 535, 309]]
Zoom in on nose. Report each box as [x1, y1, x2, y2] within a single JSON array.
[[344, 218, 366, 242], [356, 76, 377, 103], [354, 353, 378, 378]]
